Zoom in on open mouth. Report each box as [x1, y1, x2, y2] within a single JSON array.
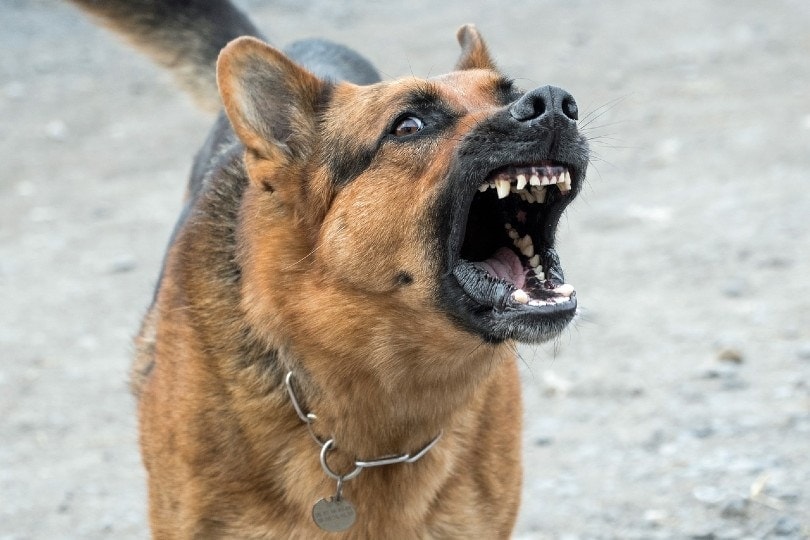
[[450, 160, 578, 337]]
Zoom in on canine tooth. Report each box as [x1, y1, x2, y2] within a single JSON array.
[[553, 283, 575, 297], [520, 243, 535, 258], [511, 289, 530, 304], [516, 174, 528, 190], [560, 170, 572, 192], [528, 254, 540, 268], [495, 178, 511, 199], [529, 174, 541, 186]]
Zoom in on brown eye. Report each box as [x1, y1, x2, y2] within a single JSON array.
[[392, 116, 424, 137]]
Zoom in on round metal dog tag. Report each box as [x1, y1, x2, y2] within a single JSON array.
[[312, 497, 356, 532]]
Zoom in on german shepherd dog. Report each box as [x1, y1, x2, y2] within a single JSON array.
[[70, 0, 588, 537]]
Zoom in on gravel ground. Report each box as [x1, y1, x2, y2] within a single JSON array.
[[2, 1, 809, 538]]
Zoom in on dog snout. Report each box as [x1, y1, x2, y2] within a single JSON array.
[[509, 85, 578, 124]]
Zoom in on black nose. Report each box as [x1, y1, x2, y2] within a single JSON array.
[[509, 85, 578, 123]]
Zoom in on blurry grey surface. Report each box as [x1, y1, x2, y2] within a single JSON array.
[[1, 0, 809, 538]]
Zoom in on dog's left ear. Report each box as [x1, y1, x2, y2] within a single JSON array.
[[455, 24, 496, 71], [217, 36, 326, 164]]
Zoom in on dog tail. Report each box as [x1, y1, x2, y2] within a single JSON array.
[[68, 0, 263, 112]]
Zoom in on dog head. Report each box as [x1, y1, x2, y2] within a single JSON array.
[[216, 26, 588, 366]]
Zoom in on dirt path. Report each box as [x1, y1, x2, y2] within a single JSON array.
[[2, 1, 808, 538]]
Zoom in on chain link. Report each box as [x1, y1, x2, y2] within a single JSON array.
[[284, 371, 443, 486]]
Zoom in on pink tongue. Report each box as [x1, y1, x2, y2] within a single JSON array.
[[474, 247, 526, 289]]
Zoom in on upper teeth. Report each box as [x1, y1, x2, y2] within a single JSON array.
[[495, 178, 511, 199], [480, 166, 573, 200]]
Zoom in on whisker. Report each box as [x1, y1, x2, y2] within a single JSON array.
[[280, 244, 322, 272], [577, 95, 629, 129]]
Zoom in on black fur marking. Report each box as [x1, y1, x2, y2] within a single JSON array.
[[495, 77, 523, 106], [396, 271, 414, 286], [324, 142, 379, 187]]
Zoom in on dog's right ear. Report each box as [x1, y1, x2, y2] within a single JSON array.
[[455, 24, 496, 71], [217, 37, 326, 164]]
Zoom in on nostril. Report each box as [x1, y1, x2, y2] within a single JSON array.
[[531, 95, 547, 118], [562, 95, 578, 121], [510, 92, 548, 122]]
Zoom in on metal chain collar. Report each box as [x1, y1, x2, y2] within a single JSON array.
[[284, 371, 443, 491]]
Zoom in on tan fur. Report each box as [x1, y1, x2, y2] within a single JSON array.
[[131, 28, 530, 539]]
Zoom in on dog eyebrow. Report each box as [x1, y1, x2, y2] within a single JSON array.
[[494, 77, 521, 105], [397, 83, 466, 121], [401, 84, 444, 110]]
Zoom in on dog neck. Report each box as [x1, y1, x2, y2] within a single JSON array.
[[284, 371, 443, 472], [277, 342, 508, 461]]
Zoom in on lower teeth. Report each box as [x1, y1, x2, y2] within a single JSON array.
[[511, 289, 530, 304]]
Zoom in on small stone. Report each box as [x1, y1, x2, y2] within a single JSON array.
[[109, 256, 137, 274], [700, 363, 737, 380], [721, 378, 748, 392], [719, 496, 748, 519], [643, 508, 667, 525], [772, 515, 801, 536], [534, 436, 554, 447], [721, 278, 746, 298], [717, 347, 744, 364], [691, 424, 715, 439], [775, 488, 801, 504], [642, 428, 665, 451], [541, 370, 572, 396], [693, 485, 724, 505], [762, 256, 792, 269], [715, 528, 744, 540]]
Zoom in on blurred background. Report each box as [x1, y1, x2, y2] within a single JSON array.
[[1, 1, 808, 538]]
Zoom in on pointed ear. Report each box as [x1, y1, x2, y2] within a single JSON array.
[[216, 37, 327, 161], [455, 24, 496, 71]]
